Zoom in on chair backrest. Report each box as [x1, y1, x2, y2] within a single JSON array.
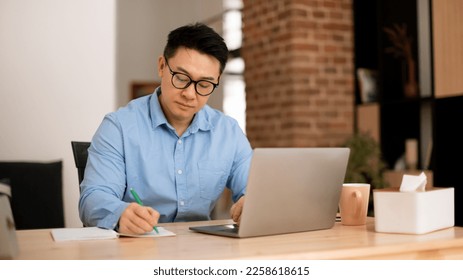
[[71, 141, 91, 185], [0, 161, 64, 230]]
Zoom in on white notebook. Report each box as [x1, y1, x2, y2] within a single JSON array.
[[51, 227, 175, 242]]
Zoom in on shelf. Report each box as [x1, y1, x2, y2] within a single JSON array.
[[354, 0, 463, 226]]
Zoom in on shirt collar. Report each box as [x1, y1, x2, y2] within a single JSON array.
[[188, 106, 214, 134], [150, 87, 214, 134], [150, 87, 169, 129]]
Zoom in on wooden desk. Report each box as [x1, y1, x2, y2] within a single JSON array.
[[14, 218, 463, 260]]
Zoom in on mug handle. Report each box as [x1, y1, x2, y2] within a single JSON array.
[[352, 190, 363, 217]]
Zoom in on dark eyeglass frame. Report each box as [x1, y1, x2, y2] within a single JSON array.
[[164, 57, 219, 96]]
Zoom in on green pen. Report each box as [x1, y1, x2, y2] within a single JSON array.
[[130, 187, 159, 234]]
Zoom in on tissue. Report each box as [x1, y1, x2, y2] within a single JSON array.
[[399, 172, 427, 192]]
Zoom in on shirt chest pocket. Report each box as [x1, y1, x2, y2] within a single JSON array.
[[198, 161, 228, 201]]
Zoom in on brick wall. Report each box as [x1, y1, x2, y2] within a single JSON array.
[[242, 0, 354, 147]]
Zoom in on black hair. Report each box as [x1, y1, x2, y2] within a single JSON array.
[[163, 23, 229, 74]]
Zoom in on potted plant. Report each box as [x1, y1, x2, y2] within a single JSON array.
[[383, 23, 419, 98], [343, 132, 388, 215]]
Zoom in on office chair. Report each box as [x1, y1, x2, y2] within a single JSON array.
[[71, 141, 91, 186]]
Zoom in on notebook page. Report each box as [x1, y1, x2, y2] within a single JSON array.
[[51, 227, 118, 242]]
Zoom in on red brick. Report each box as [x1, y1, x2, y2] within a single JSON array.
[[243, 0, 354, 147]]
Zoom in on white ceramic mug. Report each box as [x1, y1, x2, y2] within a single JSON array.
[[339, 183, 370, 226]]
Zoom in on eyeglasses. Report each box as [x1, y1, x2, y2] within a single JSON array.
[[164, 57, 219, 96]]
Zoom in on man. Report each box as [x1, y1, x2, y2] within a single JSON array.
[[79, 23, 252, 234]]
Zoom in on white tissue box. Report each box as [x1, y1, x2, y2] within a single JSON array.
[[373, 187, 454, 234]]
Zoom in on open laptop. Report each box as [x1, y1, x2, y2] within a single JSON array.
[[189, 147, 350, 238]]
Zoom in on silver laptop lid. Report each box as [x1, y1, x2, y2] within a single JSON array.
[[238, 147, 350, 237]]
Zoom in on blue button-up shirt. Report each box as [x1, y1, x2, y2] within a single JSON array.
[[78, 88, 253, 229]]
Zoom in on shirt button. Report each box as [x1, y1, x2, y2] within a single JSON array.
[[178, 139, 182, 144], [177, 169, 183, 175], [180, 201, 185, 206]]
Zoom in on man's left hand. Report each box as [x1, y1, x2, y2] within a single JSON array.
[[230, 196, 245, 225]]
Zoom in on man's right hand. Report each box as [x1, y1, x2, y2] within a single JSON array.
[[118, 203, 160, 234]]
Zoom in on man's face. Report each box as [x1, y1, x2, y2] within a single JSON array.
[[157, 47, 221, 126]]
